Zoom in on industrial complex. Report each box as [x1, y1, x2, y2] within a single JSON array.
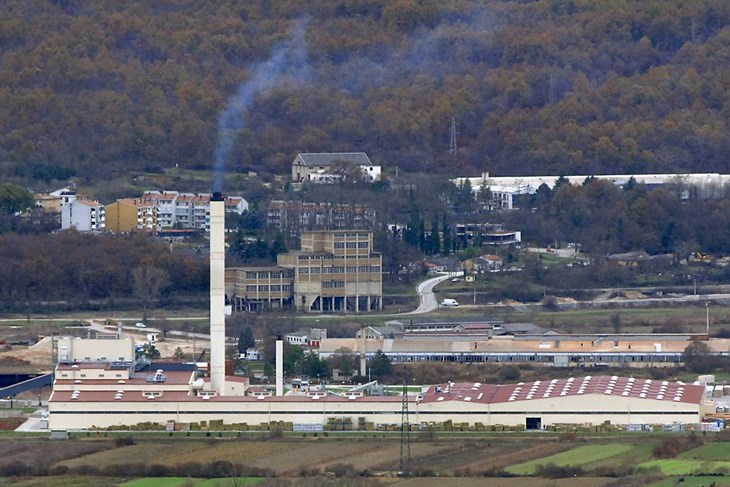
[[46, 194, 720, 432]]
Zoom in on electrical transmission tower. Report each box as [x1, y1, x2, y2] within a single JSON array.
[[400, 378, 411, 473], [449, 116, 458, 158]]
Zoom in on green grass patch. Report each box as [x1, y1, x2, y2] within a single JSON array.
[[680, 442, 730, 461], [195, 479, 261, 486], [506, 444, 635, 475], [639, 458, 730, 475], [121, 479, 194, 487], [649, 476, 730, 487]]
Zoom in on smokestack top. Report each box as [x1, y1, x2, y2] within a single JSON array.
[[212, 191, 224, 202]]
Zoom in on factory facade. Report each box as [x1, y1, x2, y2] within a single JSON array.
[[227, 230, 382, 313], [48, 346, 712, 431]]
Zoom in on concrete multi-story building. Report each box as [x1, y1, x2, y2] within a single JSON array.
[[141, 191, 247, 230], [228, 230, 382, 313], [279, 230, 382, 312], [105, 198, 158, 232], [226, 267, 295, 312], [291, 152, 381, 183], [61, 199, 105, 231]]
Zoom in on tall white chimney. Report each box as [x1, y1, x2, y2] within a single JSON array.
[[276, 336, 284, 396], [209, 192, 226, 395]]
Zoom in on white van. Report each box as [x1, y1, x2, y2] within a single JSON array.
[[440, 298, 459, 307]]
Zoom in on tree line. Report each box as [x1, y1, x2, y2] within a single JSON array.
[[0, 231, 208, 311]]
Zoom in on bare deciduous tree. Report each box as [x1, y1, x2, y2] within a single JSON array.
[[131, 264, 170, 324]]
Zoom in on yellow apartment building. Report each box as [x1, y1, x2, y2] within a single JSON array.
[[105, 198, 157, 232]]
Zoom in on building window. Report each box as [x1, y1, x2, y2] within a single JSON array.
[[282, 285, 292, 291], [332, 266, 344, 273], [346, 242, 357, 249], [333, 281, 345, 288], [246, 285, 256, 291], [334, 242, 345, 249], [370, 266, 381, 272], [322, 281, 333, 288], [358, 242, 369, 248], [359, 265, 370, 272], [346, 266, 356, 273], [271, 285, 281, 291], [310, 267, 320, 274], [299, 268, 309, 275], [246, 272, 257, 279], [258, 285, 269, 291]]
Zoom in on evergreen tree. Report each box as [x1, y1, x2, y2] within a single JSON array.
[[238, 326, 256, 354]]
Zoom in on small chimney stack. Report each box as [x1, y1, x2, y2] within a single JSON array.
[[276, 335, 284, 396]]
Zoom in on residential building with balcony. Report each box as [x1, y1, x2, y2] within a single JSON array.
[[141, 191, 248, 230], [267, 200, 375, 238], [61, 199, 105, 231], [105, 198, 157, 232]]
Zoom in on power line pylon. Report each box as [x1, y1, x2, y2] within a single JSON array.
[[449, 116, 458, 159]]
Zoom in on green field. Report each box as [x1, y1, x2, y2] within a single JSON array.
[[121, 478, 261, 487], [649, 477, 730, 487], [505, 444, 636, 475], [680, 442, 730, 461], [639, 458, 730, 475]]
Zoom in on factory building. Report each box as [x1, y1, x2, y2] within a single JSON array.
[[46, 191, 714, 432], [228, 230, 382, 312], [48, 353, 711, 430]]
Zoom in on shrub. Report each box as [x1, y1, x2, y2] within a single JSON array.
[[653, 434, 704, 459], [325, 463, 357, 477], [534, 463, 585, 478], [114, 435, 135, 447]]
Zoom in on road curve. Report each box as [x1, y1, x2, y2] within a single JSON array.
[[405, 273, 460, 315]]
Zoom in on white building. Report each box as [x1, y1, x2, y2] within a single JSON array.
[[454, 173, 730, 210], [61, 199, 105, 231], [141, 191, 248, 230], [291, 152, 381, 183]]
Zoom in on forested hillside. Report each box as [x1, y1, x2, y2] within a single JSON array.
[[2, 0, 729, 187]]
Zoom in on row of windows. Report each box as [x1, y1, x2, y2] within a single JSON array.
[[300, 266, 380, 275], [334, 242, 370, 249], [245, 272, 292, 279], [246, 285, 292, 292], [322, 281, 345, 288], [52, 409, 698, 416], [299, 254, 377, 261]]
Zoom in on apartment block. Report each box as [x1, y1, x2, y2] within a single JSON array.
[[267, 200, 375, 237], [61, 199, 105, 231], [105, 198, 157, 232], [141, 191, 248, 230]]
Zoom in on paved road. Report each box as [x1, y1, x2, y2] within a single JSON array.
[[15, 407, 46, 432], [404, 272, 462, 315]]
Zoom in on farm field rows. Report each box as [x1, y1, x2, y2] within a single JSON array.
[[3, 434, 730, 485]]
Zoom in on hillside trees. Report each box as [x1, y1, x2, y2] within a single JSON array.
[[0, 232, 207, 311], [1, 1, 729, 185]]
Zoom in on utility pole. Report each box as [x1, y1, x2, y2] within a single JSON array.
[[400, 376, 411, 473], [706, 302, 710, 336]]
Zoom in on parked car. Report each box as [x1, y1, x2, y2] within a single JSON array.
[[135, 322, 146, 328], [440, 298, 459, 307]]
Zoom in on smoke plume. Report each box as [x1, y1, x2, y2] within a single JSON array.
[[213, 20, 311, 192]]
